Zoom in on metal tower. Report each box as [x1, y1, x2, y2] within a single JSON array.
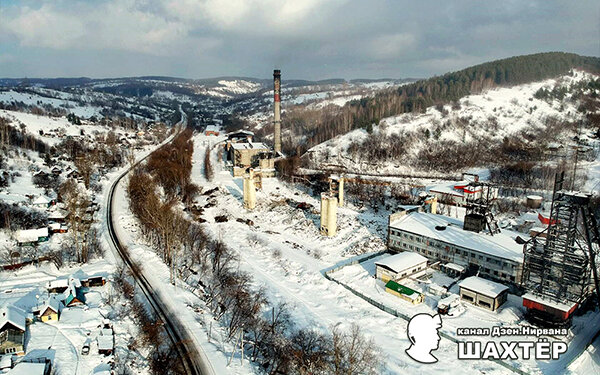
[[522, 172, 600, 326]]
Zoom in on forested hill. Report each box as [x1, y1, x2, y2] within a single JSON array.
[[284, 52, 600, 155]]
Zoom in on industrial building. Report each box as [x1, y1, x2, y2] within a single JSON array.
[[225, 69, 283, 178], [459, 276, 509, 311], [387, 210, 525, 284], [384, 280, 425, 305], [375, 252, 428, 282], [227, 142, 276, 177], [428, 174, 498, 206], [204, 125, 220, 136]]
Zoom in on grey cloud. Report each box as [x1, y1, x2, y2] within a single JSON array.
[[0, 0, 597, 79]]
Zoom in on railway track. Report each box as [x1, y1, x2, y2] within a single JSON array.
[[106, 120, 214, 375]]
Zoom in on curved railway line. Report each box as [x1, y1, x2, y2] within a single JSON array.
[[105, 118, 214, 375]]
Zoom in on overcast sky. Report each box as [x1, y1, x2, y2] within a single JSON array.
[[0, 0, 598, 80]]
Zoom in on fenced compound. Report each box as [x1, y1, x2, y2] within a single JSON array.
[[322, 252, 530, 375]]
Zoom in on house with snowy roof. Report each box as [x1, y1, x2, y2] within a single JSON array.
[[32, 196, 52, 209], [33, 296, 62, 322], [15, 228, 49, 247], [48, 208, 69, 223], [97, 327, 114, 355], [204, 125, 220, 136], [0, 306, 26, 355], [62, 284, 85, 307]]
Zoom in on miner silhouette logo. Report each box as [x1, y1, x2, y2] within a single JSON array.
[[406, 313, 442, 363]]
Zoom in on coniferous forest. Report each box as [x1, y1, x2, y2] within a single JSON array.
[[281, 52, 600, 155]]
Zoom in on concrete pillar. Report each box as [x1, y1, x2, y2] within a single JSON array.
[[320, 193, 338, 237], [338, 178, 344, 207], [243, 169, 256, 210]]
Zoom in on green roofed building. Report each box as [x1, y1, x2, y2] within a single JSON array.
[[385, 280, 424, 305]]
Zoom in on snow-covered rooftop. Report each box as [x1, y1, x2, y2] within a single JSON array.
[[230, 142, 270, 151], [15, 228, 48, 243], [375, 252, 427, 274], [32, 195, 51, 205], [389, 212, 525, 263], [36, 296, 61, 315], [0, 305, 26, 332], [205, 125, 220, 132], [6, 362, 47, 375], [459, 276, 508, 298], [445, 262, 465, 273], [97, 330, 114, 351]]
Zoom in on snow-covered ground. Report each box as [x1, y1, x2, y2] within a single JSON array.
[[0, 89, 102, 118], [177, 131, 527, 374], [0, 109, 137, 146], [0, 261, 122, 375]]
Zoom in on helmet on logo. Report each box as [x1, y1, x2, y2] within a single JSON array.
[[406, 313, 442, 364]]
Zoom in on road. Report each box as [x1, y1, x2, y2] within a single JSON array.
[[105, 109, 215, 375]]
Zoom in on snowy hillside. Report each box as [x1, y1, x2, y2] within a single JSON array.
[[305, 70, 600, 183]]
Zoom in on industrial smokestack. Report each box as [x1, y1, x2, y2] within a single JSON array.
[[273, 69, 282, 153]]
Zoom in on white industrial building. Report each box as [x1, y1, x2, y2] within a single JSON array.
[[374, 252, 428, 282], [459, 276, 509, 311], [388, 211, 525, 284]]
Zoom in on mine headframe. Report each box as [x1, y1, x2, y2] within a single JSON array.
[[463, 180, 500, 235], [521, 172, 600, 325]]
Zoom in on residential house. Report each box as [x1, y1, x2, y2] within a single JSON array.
[[32, 196, 52, 209], [34, 297, 61, 322], [15, 228, 49, 247], [63, 284, 85, 307], [0, 306, 26, 355]]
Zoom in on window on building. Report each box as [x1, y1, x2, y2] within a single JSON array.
[[479, 300, 491, 308], [462, 294, 474, 302]]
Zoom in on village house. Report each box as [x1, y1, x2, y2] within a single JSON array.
[[204, 125, 220, 136], [15, 228, 49, 247], [0, 306, 26, 355], [46, 278, 71, 294], [63, 284, 85, 307], [97, 321, 114, 355], [32, 196, 52, 209], [48, 208, 69, 223], [51, 166, 62, 176], [34, 296, 62, 322], [459, 276, 509, 312]]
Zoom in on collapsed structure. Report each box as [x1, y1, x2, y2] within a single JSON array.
[[226, 69, 283, 178]]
